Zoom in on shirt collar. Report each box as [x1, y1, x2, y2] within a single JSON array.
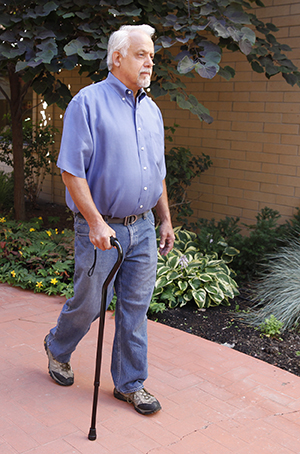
[[106, 72, 147, 103]]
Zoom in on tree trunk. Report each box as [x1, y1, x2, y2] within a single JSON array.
[[8, 63, 25, 220]]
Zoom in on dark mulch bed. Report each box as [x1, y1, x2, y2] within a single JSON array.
[[25, 201, 300, 378], [148, 289, 300, 378]]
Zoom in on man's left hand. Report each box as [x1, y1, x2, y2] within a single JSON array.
[[159, 220, 175, 256]]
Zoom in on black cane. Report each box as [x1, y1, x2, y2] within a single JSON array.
[[88, 237, 123, 441]]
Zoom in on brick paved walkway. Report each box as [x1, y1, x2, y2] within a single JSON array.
[[1, 282, 300, 453]]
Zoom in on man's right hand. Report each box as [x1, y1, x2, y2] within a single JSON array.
[[88, 219, 116, 251]]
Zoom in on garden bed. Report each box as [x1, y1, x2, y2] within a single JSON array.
[[25, 201, 300, 378]]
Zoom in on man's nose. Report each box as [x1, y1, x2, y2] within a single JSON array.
[[145, 55, 154, 66]]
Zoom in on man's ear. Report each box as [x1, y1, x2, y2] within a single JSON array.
[[112, 51, 121, 67]]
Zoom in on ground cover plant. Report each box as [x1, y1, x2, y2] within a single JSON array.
[[0, 215, 74, 298]]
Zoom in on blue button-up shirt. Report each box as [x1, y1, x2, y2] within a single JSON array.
[[57, 72, 166, 218]]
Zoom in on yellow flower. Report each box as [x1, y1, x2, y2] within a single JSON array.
[[40, 241, 44, 245], [38, 217, 43, 220], [0, 217, 6, 223], [55, 271, 60, 275], [46, 230, 52, 237], [36, 281, 43, 288], [62, 230, 64, 234], [51, 278, 58, 285], [55, 228, 58, 234], [11, 270, 16, 277], [30, 228, 35, 232], [19, 250, 23, 256]]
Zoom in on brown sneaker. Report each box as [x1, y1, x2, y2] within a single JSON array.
[[44, 335, 74, 386], [113, 387, 161, 415]]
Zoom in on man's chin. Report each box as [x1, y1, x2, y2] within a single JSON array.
[[138, 75, 151, 88]]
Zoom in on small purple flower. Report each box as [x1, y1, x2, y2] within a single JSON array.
[[179, 255, 189, 269]]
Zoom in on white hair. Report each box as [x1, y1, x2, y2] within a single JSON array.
[[107, 24, 155, 71]]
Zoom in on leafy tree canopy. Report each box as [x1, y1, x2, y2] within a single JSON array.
[[0, 0, 299, 220], [0, 0, 299, 123]]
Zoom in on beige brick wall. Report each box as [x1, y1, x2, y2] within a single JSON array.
[[161, 0, 300, 226], [41, 0, 300, 228]]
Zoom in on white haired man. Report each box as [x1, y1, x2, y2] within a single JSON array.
[[44, 25, 175, 415]]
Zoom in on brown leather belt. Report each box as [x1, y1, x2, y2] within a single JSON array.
[[77, 211, 149, 226]]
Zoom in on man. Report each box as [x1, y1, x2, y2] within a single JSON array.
[[44, 24, 175, 416]]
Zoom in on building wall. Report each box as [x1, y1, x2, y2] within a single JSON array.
[[41, 0, 300, 226], [159, 0, 300, 225]]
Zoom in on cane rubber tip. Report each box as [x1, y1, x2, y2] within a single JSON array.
[[88, 428, 97, 441]]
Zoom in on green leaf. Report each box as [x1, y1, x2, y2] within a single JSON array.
[[218, 66, 235, 80], [167, 270, 180, 281], [251, 61, 264, 73], [196, 63, 219, 79], [223, 5, 251, 24], [199, 273, 213, 283], [283, 72, 299, 86], [155, 275, 169, 289], [189, 277, 202, 289], [43, 2, 59, 15], [204, 283, 223, 297], [169, 299, 179, 309], [192, 289, 206, 307], [157, 265, 170, 276], [64, 37, 90, 56], [223, 246, 239, 256], [177, 55, 195, 74], [167, 255, 180, 269], [241, 27, 256, 45], [16, 61, 29, 72], [178, 280, 188, 291]]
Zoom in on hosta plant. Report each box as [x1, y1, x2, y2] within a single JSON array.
[[152, 227, 239, 310]]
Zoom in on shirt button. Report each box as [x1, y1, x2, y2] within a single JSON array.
[[141, 147, 144, 151], [122, 97, 125, 101], [144, 187, 148, 191], [140, 204, 144, 209], [143, 166, 147, 170], [127, 90, 131, 94], [138, 127, 141, 131]]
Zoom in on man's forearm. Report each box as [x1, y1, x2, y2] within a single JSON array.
[[155, 180, 175, 255], [155, 180, 172, 224], [62, 172, 100, 221], [62, 171, 115, 250]]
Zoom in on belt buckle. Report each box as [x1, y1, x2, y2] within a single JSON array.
[[123, 214, 138, 226]]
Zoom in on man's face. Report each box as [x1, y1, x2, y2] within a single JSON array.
[[113, 30, 155, 94]]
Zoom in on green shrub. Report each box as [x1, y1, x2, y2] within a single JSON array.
[[152, 227, 239, 311], [0, 171, 14, 212], [192, 216, 242, 258], [0, 117, 59, 203], [194, 207, 297, 283]]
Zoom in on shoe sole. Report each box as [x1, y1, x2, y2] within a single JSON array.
[[113, 388, 161, 415], [44, 336, 74, 387]]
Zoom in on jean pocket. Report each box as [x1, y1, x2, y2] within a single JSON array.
[[146, 210, 156, 227], [75, 216, 90, 237]]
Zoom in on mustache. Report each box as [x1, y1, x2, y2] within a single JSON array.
[[139, 68, 152, 76]]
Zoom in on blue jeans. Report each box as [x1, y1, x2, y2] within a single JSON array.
[[47, 211, 157, 394]]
